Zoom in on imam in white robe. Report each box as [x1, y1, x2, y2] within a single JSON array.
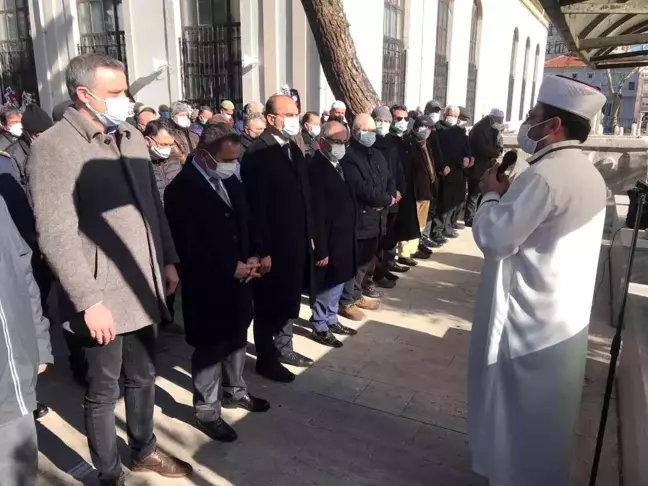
[[469, 141, 607, 486]]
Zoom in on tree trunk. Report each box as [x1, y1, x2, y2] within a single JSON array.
[[300, 0, 381, 119], [611, 92, 621, 130]]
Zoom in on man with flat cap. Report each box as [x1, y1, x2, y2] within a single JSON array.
[[468, 75, 607, 486]]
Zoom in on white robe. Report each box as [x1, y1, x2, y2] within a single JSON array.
[[469, 141, 607, 486]]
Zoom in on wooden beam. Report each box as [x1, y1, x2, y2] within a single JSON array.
[[539, 0, 591, 64], [562, 3, 648, 15], [579, 32, 648, 50], [591, 49, 648, 63]]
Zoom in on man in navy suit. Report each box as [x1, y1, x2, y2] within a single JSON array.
[[164, 123, 270, 443]]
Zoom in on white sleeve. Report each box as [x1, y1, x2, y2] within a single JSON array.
[[472, 171, 553, 261]]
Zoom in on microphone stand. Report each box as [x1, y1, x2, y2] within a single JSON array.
[[589, 180, 648, 485]]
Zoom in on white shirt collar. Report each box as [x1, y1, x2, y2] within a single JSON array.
[[526, 140, 581, 165], [272, 133, 289, 146]]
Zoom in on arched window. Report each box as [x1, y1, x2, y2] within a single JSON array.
[[531, 44, 540, 109], [519, 37, 531, 120], [433, 0, 453, 108], [506, 28, 519, 121], [465, 0, 482, 121]]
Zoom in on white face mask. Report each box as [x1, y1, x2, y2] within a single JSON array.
[[280, 116, 300, 137], [224, 113, 232, 120], [309, 124, 321, 137], [8, 123, 23, 137], [376, 122, 390, 136], [393, 119, 408, 133], [458, 120, 467, 127], [491, 122, 502, 131], [204, 152, 237, 179], [174, 115, 191, 128], [445, 116, 458, 126], [150, 145, 171, 160], [323, 141, 346, 161], [430, 113, 441, 123], [516, 118, 555, 154], [85, 90, 132, 127]]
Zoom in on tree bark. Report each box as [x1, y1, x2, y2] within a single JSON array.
[[300, 0, 380, 119]]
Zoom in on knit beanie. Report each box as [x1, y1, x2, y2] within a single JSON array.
[[371, 106, 392, 122], [23, 103, 54, 134]]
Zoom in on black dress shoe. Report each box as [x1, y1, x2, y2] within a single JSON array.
[[279, 351, 314, 368], [384, 271, 399, 281], [431, 235, 448, 244], [223, 393, 271, 412], [465, 219, 473, 227], [256, 362, 295, 382], [453, 222, 465, 230], [417, 244, 433, 256], [312, 330, 343, 348], [375, 277, 396, 289], [34, 402, 49, 420], [388, 262, 410, 273], [412, 250, 430, 260], [422, 236, 442, 248], [443, 230, 459, 238], [362, 284, 384, 298], [197, 417, 237, 442], [398, 257, 418, 267], [329, 322, 358, 336]]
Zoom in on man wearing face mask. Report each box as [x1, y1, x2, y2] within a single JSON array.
[[144, 119, 183, 203], [338, 114, 395, 321], [28, 53, 191, 485], [308, 120, 358, 347], [397, 115, 437, 266], [189, 105, 214, 138], [468, 75, 607, 486], [219, 100, 235, 127], [294, 111, 321, 158], [240, 94, 314, 383], [0, 107, 29, 189], [434, 105, 471, 240], [329, 100, 347, 124], [170, 101, 199, 162], [239, 112, 266, 159], [164, 123, 270, 443], [466, 108, 504, 227]]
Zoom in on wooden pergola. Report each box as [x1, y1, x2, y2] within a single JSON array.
[[539, 0, 648, 69]]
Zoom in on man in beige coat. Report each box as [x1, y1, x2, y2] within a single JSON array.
[[28, 54, 192, 486]]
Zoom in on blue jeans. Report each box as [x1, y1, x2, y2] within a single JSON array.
[[310, 283, 345, 332]]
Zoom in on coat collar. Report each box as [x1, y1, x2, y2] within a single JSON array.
[[526, 140, 581, 165], [61, 106, 133, 143]]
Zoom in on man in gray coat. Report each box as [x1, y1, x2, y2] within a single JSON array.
[[0, 194, 52, 486], [28, 54, 192, 485]]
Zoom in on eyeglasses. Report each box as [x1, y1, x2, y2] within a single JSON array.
[[394, 116, 409, 122]]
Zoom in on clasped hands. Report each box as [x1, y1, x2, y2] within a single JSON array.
[[234, 256, 268, 283]]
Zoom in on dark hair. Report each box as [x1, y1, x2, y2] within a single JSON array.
[[540, 103, 591, 144], [0, 107, 21, 125], [390, 104, 408, 116], [159, 104, 169, 112], [198, 105, 213, 115], [66, 53, 125, 100], [143, 118, 176, 138], [301, 111, 319, 125], [135, 107, 156, 124], [198, 123, 241, 152]]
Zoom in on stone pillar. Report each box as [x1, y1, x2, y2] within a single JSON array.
[[240, 0, 261, 103]]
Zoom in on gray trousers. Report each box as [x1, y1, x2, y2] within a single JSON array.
[[192, 345, 248, 423], [0, 414, 37, 486]]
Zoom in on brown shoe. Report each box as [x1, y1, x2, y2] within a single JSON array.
[[131, 449, 192, 478], [339, 304, 366, 321], [355, 296, 380, 310]]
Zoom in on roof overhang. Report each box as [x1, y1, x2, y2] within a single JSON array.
[[539, 0, 648, 69]]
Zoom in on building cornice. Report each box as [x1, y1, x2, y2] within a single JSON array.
[[521, 0, 549, 28]]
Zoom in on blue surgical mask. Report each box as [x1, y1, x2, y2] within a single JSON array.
[[356, 131, 376, 147]]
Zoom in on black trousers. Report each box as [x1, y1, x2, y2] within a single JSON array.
[[67, 326, 157, 484], [253, 319, 294, 366], [340, 237, 379, 306], [464, 177, 481, 224]]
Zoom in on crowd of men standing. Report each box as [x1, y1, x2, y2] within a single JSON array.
[[0, 53, 507, 486]]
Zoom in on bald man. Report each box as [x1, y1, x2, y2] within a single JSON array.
[[240, 94, 314, 383], [234, 101, 264, 133], [338, 114, 396, 321]]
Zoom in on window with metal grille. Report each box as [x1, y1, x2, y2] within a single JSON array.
[[381, 0, 406, 107], [0, 0, 37, 105], [530, 44, 540, 109], [465, 0, 481, 122], [77, 0, 127, 71], [506, 28, 519, 121], [180, 0, 242, 107], [519, 37, 530, 120], [434, 0, 453, 108]]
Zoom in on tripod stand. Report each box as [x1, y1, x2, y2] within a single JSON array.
[[589, 180, 648, 485]]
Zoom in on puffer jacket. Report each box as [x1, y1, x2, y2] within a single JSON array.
[[0, 195, 52, 426]]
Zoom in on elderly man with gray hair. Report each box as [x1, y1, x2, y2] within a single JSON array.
[[28, 53, 192, 485], [169, 100, 199, 161], [234, 100, 264, 133]]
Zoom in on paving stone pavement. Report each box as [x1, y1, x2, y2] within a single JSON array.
[[35, 228, 619, 486]]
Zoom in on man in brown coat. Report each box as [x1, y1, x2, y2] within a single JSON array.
[[28, 54, 192, 486]]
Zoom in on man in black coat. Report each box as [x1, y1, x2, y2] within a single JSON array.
[[241, 94, 314, 383], [165, 124, 270, 443], [338, 114, 395, 322], [239, 113, 265, 159], [309, 121, 358, 348], [466, 108, 504, 226], [434, 105, 471, 240], [294, 111, 321, 158]]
